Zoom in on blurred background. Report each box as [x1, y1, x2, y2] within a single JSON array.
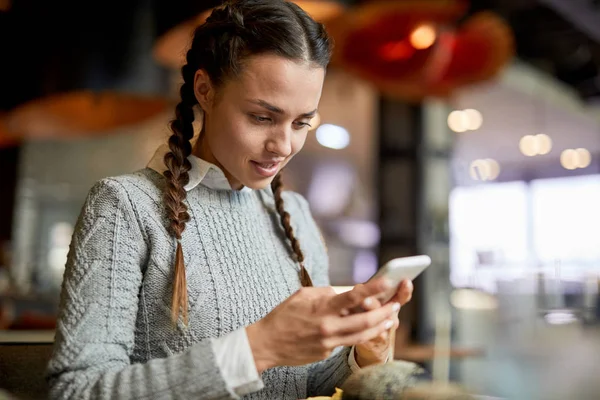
[[1, 0, 599, 399]]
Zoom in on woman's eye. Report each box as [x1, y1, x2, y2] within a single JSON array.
[[252, 115, 271, 123], [293, 121, 312, 129]]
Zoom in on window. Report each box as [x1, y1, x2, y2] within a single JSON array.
[[450, 182, 529, 290], [531, 175, 600, 274], [450, 175, 600, 290]]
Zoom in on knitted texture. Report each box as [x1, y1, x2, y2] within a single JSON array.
[[46, 168, 352, 399]]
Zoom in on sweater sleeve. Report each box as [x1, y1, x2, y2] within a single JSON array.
[[288, 193, 354, 397], [46, 178, 240, 400]]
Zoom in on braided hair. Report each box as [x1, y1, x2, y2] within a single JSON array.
[[163, 0, 331, 325]]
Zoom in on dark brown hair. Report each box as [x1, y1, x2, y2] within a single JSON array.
[[163, 0, 332, 325]]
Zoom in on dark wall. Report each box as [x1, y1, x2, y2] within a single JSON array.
[[0, 146, 19, 243]]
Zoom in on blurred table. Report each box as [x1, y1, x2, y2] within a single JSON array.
[[0, 329, 54, 343]]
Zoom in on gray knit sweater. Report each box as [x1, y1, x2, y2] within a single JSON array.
[[46, 168, 353, 399]]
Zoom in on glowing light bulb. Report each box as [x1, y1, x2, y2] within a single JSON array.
[[448, 110, 468, 133], [469, 158, 500, 181], [485, 158, 500, 180], [560, 149, 578, 170], [464, 109, 483, 131], [519, 135, 537, 157], [410, 24, 436, 50], [575, 148, 591, 168], [536, 133, 552, 155]]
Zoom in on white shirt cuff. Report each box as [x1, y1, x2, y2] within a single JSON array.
[[212, 328, 264, 396], [348, 345, 391, 372]]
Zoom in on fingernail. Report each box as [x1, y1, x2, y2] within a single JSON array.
[[340, 308, 350, 316], [384, 320, 394, 330], [392, 302, 401, 312], [363, 297, 373, 307]]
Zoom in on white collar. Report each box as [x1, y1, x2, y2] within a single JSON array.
[[146, 144, 252, 193]]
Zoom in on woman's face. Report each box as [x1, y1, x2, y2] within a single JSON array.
[[193, 54, 325, 190]]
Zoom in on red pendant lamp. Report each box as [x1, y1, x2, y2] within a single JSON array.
[[326, 0, 514, 101], [152, 1, 346, 70], [5, 91, 170, 139]]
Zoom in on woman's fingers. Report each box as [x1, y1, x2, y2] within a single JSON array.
[[378, 317, 399, 340], [321, 301, 400, 338], [358, 295, 382, 312], [327, 278, 391, 314], [399, 279, 413, 304], [388, 279, 413, 305], [328, 316, 397, 348]]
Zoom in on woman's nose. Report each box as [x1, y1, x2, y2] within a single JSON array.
[[265, 127, 292, 157]]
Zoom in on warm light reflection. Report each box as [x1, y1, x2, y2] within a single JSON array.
[[576, 148, 591, 168], [469, 158, 500, 181], [519, 134, 553, 157], [464, 109, 483, 131], [536, 133, 552, 155], [485, 158, 500, 180], [448, 109, 482, 132], [410, 24, 436, 50], [447, 110, 468, 133], [560, 149, 578, 170], [561, 148, 592, 170], [519, 135, 538, 157]]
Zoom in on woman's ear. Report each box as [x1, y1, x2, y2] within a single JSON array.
[[194, 69, 215, 111]]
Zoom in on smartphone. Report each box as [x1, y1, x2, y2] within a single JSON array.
[[369, 255, 432, 304]]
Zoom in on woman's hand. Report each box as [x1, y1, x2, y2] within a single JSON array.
[[354, 279, 414, 368], [246, 278, 399, 373]]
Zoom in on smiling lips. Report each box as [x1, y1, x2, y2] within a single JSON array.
[[250, 160, 281, 177]]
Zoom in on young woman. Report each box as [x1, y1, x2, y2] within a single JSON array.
[[46, 1, 414, 399]]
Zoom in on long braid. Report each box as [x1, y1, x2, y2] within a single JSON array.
[[163, 62, 197, 326], [271, 173, 313, 287]]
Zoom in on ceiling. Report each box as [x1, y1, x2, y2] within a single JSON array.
[[452, 72, 600, 185], [2, 0, 600, 106], [450, 0, 600, 184], [467, 0, 600, 103]]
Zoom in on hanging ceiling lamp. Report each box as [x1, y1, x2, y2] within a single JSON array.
[[327, 0, 514, 101], [293, 1, 344, 21], [0, 0, 11, 12], [153, 9, 213, 71], [152, 1, 345, 70], [5, 91, 170, 139]]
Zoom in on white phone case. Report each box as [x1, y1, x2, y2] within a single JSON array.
[[370, 255, 432, 304]]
